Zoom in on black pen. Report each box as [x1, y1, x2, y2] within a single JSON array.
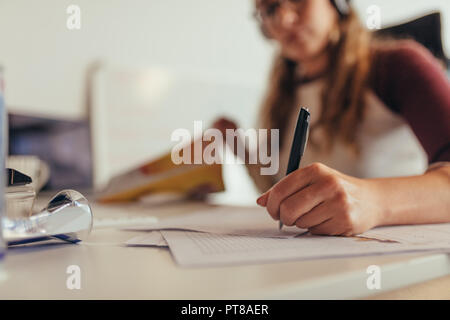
[[279, 107, 310, 230]]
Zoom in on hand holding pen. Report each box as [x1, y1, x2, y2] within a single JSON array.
[[256, 107, 310, 231], [256, 106, 384, 236]]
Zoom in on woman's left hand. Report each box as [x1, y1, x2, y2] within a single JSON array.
[[256, 162, 384, 236]]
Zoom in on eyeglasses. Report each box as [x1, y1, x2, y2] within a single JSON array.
[[254, 0, 306, 25]]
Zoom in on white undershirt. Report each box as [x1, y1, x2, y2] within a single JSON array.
[[274, 78, 428, 182]]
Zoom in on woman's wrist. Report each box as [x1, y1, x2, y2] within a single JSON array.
[[367, 166, 450, 227], [350, 177, 388, 229], [367, 178, 393, 227], [367, 175, 422, 227]]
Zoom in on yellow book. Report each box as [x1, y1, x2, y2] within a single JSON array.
[[98, 149, 225, 203]]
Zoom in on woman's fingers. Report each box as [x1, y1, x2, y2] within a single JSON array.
[[294, 201, 331, 229], [259, 164, 321, 220], [308, 218, 337, 235], [306, 195, 359, 235], [256, 192, 269, 207], [278, 180, 331, 226], [259, 163, 334, 221], [308, 217, 353, 236]]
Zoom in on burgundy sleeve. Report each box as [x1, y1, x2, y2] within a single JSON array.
[[371, 41, 450, 163]]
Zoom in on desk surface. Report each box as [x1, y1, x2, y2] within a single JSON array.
[[1, 200, 450, 299]]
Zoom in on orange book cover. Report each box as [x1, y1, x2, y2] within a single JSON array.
[[98, 140, 225, 203]]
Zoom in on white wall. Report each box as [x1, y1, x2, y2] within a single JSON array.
[[0, 0, 449, 119], [1, 0, 448, 204], [0, 0, 272, 118]]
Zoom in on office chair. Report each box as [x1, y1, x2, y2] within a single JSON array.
[[375, 11, 450, 71]]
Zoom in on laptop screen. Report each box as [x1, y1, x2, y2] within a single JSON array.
[[8, 113, 93, 190]]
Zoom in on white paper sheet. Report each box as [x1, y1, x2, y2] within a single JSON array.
[[124, 206, 306, 238], [122, 205, 450, 267], [160, 230, 450, 267], [125, 231, 168, 247]]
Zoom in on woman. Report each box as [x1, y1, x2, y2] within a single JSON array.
[[214, 0, 450, 236]]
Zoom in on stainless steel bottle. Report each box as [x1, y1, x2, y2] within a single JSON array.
[[0, 66, 6, 271]]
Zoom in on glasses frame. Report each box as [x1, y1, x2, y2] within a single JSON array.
[[254, 0, 306, 26]]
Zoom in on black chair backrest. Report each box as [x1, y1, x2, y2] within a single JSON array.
[[375, 12, 449, 69]]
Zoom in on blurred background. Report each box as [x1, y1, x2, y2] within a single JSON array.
[[0, 0, 449, 204]]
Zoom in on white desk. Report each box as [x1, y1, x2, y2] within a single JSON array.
[[1, 200, 450, 299]]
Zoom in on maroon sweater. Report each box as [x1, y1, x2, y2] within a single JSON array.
[[370, 41, 450, 163]]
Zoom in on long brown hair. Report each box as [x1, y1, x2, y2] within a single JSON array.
[[258, 8, 372, 153]]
